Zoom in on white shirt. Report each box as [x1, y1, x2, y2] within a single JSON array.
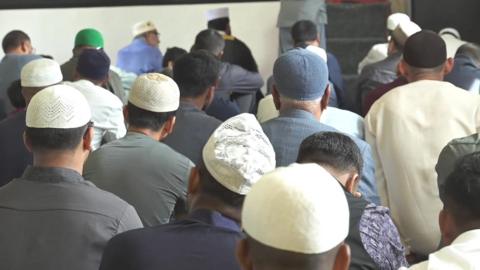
[[403, 230, 480, 270], [365, 80, 480, 255], [357, 43, 388, 74], [65, 80, 126, 150], [257, 94, 365, 139]]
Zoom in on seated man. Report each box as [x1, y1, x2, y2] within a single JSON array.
[[61, 28, 126, 103], [406, 152, 480, 269], [117, 21, 163, 75], [0, 58, 63, 187], [297, 132, 408, 269], [6, 79, 25, 116], [206, 7, 258, 72], [84, 73, 193, 226], [0, 30, 40, 118], [365, 30, 480, 257], [99, 113, 276, 270], [236, 163, 351, 270], [163, 51, 222, 165], [65, 49, 126, 150], [160, 47, 187, 78], [0, 85, 142, 270], [261, 48, 379, 204], [191, 29, 263, 120], [445, 43, 480, 93]]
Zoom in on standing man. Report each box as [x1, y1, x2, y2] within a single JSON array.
[[277, 0, 327, 53], [84, 73, 193, 226], [61, 28, 126, 103], [206, 7, 258, 72], [365, 30, 480, 257], [0, 85, 142, 270], [117, 21, 163, 75], [0, 58, 62, 187], [0, 30, 40, 118]]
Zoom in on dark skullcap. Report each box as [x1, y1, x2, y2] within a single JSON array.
[[403, 30, 447, 68], [76, 49, 110, 81], [273, 48, 329, 101]]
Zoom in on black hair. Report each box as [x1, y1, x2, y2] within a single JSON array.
[[197, 160, 245, 208], [162, 47, 188, 68], [291, 20, 318, 46], [297, 132, 363, 175], [456, 43, 480, 66], [443, 152, 480, 224], [25, 124, 88, 152], [126, 102, 176, 131], [2, 30, 30, 53], [7, 79, 25, 109], [191, 29, 225, 56], [207, 17, 230, 32], [173, 50, 221, 98]]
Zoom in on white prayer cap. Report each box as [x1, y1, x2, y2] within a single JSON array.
[[391, 20, 421, 47], [205, 7, 229, 22], [439, 27, 461, 39], [387, 13, 410, 31], [129, 73, 180, 112], [203, 113, 276, 194], [242, 163, 349, 254], [21, 58, 63, 87], [26, 85, 91, 129], [306, 45, 327, 63], [439, 28, 466, 58], [132, 20, 158, 37]]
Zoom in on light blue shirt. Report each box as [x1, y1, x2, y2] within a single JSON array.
[[116, 38, 163, 75]]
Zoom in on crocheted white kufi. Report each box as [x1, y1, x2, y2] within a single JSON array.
[[132, 20, 158, 37], [202, 113, 276, 195], [391, 20, 421, 47], [242, 163, 349, 254], [26, 85, 91, 129], [21, 58, 63, 87], [205, 7, 229, 21], [387, 13, 410, 31], [129, 73, 180, 112]]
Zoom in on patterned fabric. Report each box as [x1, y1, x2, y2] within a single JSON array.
[[360, 203, 409, 269]]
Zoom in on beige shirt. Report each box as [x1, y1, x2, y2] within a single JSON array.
[[365, 80, 480, 255]]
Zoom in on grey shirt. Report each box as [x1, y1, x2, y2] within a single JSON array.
[[436, 133, 480, 199], [0, 54, 41, 117], [277, 0, 327, 28], [0, 166, 142, 270], [163, 101, 221, 165], [84, 132, 194, 226]]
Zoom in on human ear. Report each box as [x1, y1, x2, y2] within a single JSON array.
[[236, 239, 254, 270]]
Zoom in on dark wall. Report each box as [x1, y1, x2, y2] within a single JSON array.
[[412, 0, 480, 43], [0, 0, 276, 9]]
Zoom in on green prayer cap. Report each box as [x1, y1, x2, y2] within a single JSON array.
[[74, 28, 104, 48]]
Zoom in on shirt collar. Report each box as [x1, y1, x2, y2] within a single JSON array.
[[187, 209, 241, 232], [21, 166, 85, 184], [279, 108, 318, 121], [452, 229, 480, 245], [179, 101, 203, 113]]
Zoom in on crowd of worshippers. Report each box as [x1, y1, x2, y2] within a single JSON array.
[[1, 5, 480, 270]]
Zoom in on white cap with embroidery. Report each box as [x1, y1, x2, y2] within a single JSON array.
[[26, 85, 91, 129], [205, 7, 229, 22], [242, 163, 350, 254], [387, 13, 410, 31], [21, 58, 63, 87], [202, 113, 276, 195], [129, 73, 180, 113], [132, 20, 158, 37]]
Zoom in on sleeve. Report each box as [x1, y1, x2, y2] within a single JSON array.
[[365, 112, 390, 208], [116, 205, 143, 234], [225, 64, 264, 93], [357, 141, 380, 205], [359, 204, 409, 269]]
